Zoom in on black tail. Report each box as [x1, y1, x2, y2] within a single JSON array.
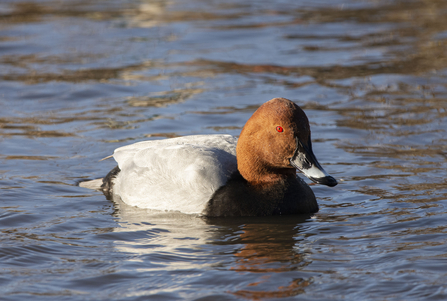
[[101, 166, 121, 198]]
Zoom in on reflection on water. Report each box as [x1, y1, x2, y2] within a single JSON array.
[[114, 196, 314, 299], [1, 0, 447, 299]]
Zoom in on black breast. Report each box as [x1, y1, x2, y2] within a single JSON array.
[[204, 171, 318, 217]]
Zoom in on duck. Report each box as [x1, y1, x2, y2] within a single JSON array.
[[80, 97, 337, 217]]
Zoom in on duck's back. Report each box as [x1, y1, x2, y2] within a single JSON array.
[[111, 135, 238, 214]]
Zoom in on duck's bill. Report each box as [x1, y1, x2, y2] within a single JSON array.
[[289, 137, 338, 187]]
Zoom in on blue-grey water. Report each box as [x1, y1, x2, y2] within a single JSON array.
[[1, 0, 447, 300]]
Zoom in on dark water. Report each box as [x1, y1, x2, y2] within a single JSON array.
[[1, 0, 447, 300]]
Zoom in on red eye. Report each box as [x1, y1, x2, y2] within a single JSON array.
[[276, 126, 283, 133]]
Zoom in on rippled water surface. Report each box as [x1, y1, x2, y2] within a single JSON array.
[[2, 0, 447, 300]]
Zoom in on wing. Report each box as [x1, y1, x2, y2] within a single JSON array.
[[112, 135, 238, 214]]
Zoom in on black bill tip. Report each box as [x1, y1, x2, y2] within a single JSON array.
[[309, 175, 338, 187]]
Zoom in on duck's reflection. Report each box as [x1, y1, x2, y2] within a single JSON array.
[[111, 195, 314, 298], [207, 215, 314, 298]]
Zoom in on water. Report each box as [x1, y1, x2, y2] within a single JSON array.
[[1, 0, 447, 300]]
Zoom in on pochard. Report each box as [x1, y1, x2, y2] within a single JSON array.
[[81, 98, 337, 216]]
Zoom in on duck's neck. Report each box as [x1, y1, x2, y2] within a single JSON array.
[[238, 162, 297, 189]]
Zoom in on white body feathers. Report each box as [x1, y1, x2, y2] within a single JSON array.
[[111, 135, 238, 214]]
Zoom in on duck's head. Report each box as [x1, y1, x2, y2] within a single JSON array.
[[236, 97, 337, 187]]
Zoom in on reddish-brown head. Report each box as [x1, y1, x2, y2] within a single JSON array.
[[236, 97, 337, 187]]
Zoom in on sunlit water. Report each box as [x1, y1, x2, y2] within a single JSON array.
[[1, 0, 447, 300]]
